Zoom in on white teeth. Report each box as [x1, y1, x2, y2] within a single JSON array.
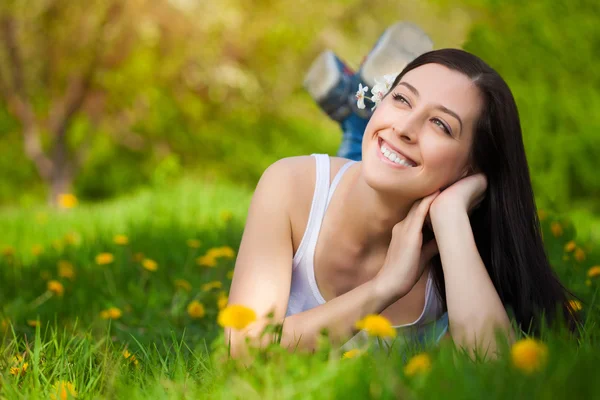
[[380, 145, 414, 167]]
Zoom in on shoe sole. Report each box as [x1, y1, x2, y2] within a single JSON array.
[[360, 22, 433, 87]]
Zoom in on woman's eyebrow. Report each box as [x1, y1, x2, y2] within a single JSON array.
[[398, 81, 463, 136]]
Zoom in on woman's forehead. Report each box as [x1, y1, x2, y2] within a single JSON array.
[[399, 63, 483, 122]]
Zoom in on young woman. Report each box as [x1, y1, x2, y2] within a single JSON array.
[[225, 48, 577, 360]]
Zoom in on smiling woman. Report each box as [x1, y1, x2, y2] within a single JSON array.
[[225, 48, 579, 361]]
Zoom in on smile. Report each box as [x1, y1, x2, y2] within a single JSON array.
[[377, 137, 417, 168]]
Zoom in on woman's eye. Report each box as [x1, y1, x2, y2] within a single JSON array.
[[432, 118, 452, 135], [392, 93, 410, 106]]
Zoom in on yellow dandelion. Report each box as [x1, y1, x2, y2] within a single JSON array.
[[63, 232, 79, 246], [187, 300, 206, 319], [186, 239, 201, 249], [404, 353, 432, 376], [49, 380, 77, 400], [537, 209, 547, 221], [58, 261, 75, 280], [113, 235, 129, 245], [141, 258, 158, 271], [133, 252, 145, 262], [2, 246, 15, 257], [27, 320, 40, 327], [47, 280, 64, 297], [196, 254, 217, 267], [564, 240, 576, 253], [217, 304, 257, 330], [220, 210, 233, 222], [58, 193, 78, 209], [31, 244, 44, 256], [574, 248, 585, 262], [342, 349, 363, 359], [208, 246, 236, 259], [174, 279, 192, 292], [95, 253, 114, 265], [550, 222, 563, 237], [217, 291, 228, 310], [511, 338, 548, 374], [587, 266, 600, 278], [568, 300, 582, 312], [355, 314, 396, 338], [9, 361, 28, 377], [201, 281, 222, 291], [100, 307, 122, 320], [123, 349, 139, 366]]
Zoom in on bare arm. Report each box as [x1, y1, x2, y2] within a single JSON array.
[[226, 158, 398, 359]]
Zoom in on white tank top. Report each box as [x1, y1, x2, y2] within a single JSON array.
[[285, 153, 444, 330]]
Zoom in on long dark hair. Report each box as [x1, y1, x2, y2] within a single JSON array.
[[391, 48, 578, 334]]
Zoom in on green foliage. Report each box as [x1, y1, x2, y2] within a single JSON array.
[[0, 178, 599, 399]]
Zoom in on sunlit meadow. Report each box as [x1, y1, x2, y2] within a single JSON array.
[[1, 178, 600, 399]]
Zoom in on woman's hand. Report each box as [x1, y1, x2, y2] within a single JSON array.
[[431, 173, 488, 217], [373, 191, 441, 303]]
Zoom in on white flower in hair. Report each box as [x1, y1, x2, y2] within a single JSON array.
[[356, 74, 398, 111], [355, 83, 368, 110]]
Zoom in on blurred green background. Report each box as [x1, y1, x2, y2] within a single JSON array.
[[0, 0, 598, 241]]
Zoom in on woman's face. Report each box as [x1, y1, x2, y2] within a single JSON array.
[[361, 63, 484, 199]]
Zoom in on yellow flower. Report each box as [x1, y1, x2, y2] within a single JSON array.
[[568, 300, 582, 312], [187, 300, 206, 319], [10, 361, 28, 376], [201, 281, 222, 291], [550, 222, 563, 237], [123, 349, 139, 366], [49, 380, 77, 400], [207, 246, 236, 259], [564, 240, 576, 252], [27, 320, 40, 327], [141, 258, 158, 271], [174, 279, 192, 292], [342, 349, 363, 359], [58, 193, 78, 209], [355, 314, 396, 338], [47, 280, 64, 297], [217, 291, 228, 310], [113, 235, 129, 245], [2, 246, 15, 257], [196, 254, 217, 267], [95, 253, 114, 265], [220, 210, 233, 222], [227, 270, 234, 279], [63, 232, 80, 246], [31, 244, 44, 256], [587, 266, 600, 278], [404, 353, 432, 376], [58, 261, 75, 280], [100, 307, 122, 320], [186, 239, 201, 249], [574, 248, 585, 262], [511, 338, 548, 374], [217, 304, 257, 330], [537, 209, 547, 221]]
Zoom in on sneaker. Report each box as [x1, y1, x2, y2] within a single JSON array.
[[358, 21, 434, 89], [303, 50, 355, 122]]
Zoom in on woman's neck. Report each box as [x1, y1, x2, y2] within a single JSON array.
[[339, 163, 417, 249]]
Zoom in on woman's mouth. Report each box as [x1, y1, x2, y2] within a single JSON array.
[[376, 137, 417, 168]]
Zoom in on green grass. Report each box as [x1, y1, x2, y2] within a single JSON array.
[[1, 177, 599, 399]]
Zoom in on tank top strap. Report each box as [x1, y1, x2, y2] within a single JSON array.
[[327, 160, 357, 206]]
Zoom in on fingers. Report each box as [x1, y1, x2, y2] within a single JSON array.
[[407, 190, 440, 227]]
